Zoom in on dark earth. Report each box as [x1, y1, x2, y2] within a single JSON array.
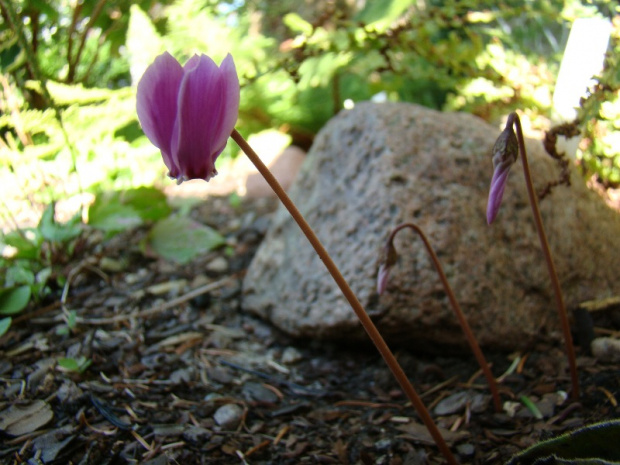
[[1, 194, 619, 464]]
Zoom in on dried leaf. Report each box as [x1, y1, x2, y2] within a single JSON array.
[[0, 400, 54, 436]]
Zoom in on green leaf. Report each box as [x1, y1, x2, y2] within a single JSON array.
[[354, 0, 410, 31], [57, 356, 92, 373], [146, 216, 225, 264], [38, 204, 82, 243], [88, 194, 143, 232], [2, 230, 41, 260], [506, 420, 620, 465], [121, 187, 171, 222], [0, 285, 31, 316], [0, 317, 11, 337], [5, 266, 35, 287], [283, 13, 313, 36], [126, 4, 165, 83]]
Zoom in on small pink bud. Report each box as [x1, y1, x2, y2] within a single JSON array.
[[136, 52, 240, 182], [486, 126, 518, 224], [377, 263, 391, 295], [377, 241, 398, 295]]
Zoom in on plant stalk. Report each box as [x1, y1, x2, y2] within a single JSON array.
[[387, 223, 502, 412], [231, 129, 459, 465], [507, 112, 579, 399]]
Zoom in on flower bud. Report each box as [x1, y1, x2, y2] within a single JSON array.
[[486, 127, 518, 224]]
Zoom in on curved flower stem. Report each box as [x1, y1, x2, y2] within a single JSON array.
[[507, 112, 579, 400], [386, 223, 502, 412], [231, 129, 459, 465]]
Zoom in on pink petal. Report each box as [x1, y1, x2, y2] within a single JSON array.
[[210, 54, 240, 155], [136, 52, 184, 177], [171, 54, 239, 180], [377, 263, 391, 295], [486, 166, 511, 224]]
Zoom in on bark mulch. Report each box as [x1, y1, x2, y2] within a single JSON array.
[[1, 195, 618, 464]]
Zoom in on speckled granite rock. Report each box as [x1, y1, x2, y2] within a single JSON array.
[[242, 102, 620, 351]]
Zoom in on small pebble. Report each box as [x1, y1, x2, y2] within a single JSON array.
[[183, 426, 212, 444], [281, 347, 303, 364], [207, 367, 234, 384], [242, 382, 280, 404], [206, 256, 228, 273], [456, 443, 475, 457], [591, 337, 620, 363], [213, 403, 244, 430], [374, 438, 392, 451]]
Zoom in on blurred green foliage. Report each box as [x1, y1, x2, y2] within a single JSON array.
[[578, 21, 620, 184], [0, 0, 619, 326]]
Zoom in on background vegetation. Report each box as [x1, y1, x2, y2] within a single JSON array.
[[0, 0, 618, 331]]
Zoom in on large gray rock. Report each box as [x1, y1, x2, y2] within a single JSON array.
[[242, 102, 620, 351]]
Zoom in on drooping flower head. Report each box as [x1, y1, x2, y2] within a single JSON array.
[[137, 52, 239, 182], [486, 125, 518, 224], [377, 240, 399, 295]]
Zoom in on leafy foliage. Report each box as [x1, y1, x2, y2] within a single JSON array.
[[577, 21, 620, 184]]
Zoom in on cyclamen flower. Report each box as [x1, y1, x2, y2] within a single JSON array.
[[136, 52, 239, 182], [377, 241, 398, 295], [486, 126, 518, 224]]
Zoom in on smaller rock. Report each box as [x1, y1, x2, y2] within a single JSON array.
[[170, 367, 194, 384], [213, 404, 244, 430], [470, 393, 489, 413], [183, 426, 212, 444], [591, 337, 620, 363], [374, 438, 393, 451], [207, 367, 234, 385], [56, 381, 83, 404], [242, 382, 280, 405], [206, 257, 228, 273], [535, 397, 556, 419], [281, 347, 303, 365], [456, 443, 475, 457]]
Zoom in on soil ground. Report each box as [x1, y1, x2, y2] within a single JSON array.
[[1, 190, 619, 465]]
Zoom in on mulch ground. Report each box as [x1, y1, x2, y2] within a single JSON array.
[[1, 194, 619, 465]]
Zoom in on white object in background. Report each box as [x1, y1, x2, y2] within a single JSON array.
[[552, 17, 611, 158]]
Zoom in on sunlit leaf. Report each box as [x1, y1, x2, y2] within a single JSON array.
[[146, 216, 225, 264], [0, 285, 31, 316], [38, 204, 82, 243], [283, 13, 313, 36], [88, 194, 143, 233], [0, 317, 11, 337], [121, 187, 171, 222]]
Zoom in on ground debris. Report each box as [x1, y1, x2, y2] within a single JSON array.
[[0, 195, 618, 464]]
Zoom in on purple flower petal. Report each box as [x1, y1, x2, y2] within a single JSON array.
[[377, 263, 391, 295], [136, 52, 184, 177], [210, 54, 240, 156], [486, 165, 511, 224], [171, 54, 239, 181]]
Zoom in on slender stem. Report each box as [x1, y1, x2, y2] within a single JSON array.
[[231, 129, 459, 465], [508, 113, 579, 399], [387, 223, 502, 412]]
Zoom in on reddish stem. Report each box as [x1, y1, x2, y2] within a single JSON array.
[[231, 129, 459, 464], [386, 223, 502, 412], [507, 112, 579, 399]]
